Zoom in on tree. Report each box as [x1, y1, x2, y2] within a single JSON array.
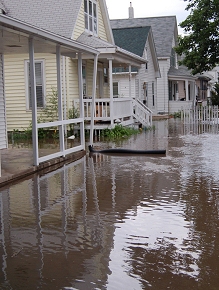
[[175, 0, 219, 75], [211, 82, 219, 106]]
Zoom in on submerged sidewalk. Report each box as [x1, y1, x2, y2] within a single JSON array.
[[0, 147, 86, 188]]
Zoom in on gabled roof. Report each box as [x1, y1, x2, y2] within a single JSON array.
[[110, 16, 178, 58], [112, 26, 150, 57], [168, 66, 195, 80], [77, 31, 146, 68], [2, 0, 114, 43], [2, 0, 81, 38]]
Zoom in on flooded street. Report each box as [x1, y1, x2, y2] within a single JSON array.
[[1, 119, 219, 290]]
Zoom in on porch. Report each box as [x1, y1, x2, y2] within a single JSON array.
[[74, 97, 153, 130]]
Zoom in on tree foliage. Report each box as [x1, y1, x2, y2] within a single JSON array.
[[175, 0, 219, 75], [211, 82, 219, 106]]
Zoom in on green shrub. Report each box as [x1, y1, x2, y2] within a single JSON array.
[[101, 124, 139, 140]]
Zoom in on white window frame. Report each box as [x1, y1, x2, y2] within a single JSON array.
[[84, 0, 98, 35], [113, 81, 119, 97], [25, 59, 45, 110], [103, 67, 108, 85]]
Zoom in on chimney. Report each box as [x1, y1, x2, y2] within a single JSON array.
[[129, 2, 134, 19]]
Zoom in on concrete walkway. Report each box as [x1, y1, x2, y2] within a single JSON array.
[[0, 147, 86, 188]]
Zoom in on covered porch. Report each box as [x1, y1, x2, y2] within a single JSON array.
[[76, 33, 152, 131], [168, 66, 196, 114], [0, 14, 99, 168]]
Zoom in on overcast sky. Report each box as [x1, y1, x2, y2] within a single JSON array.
[[105, 0, 190, 35]]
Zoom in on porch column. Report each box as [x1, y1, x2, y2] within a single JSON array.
[[78, 53, 85, 149], [185, 80, 189, 101], [90, 54, 98, 145], [129, 64, 131, 98], [176, 81, 179, 100], [56, 45, 65, 156], [109, 58, 114, 126], [29, 37, 39, 166]]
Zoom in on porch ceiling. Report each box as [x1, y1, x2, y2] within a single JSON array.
[[0, 15, 98, 57]]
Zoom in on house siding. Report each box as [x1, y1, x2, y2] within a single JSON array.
[[73, 2, 85, 40], [113, 73, 136, 98], [4, 53, 57, 131], [137, 38, 158, 114], [73, 0, 108, 42], [157, 58, 170, 114], [97, 1, 108, 41], [0, 54, 7, 149]]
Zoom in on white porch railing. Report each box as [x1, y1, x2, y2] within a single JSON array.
[[169, 100, 194, 114], [132, 98, 153, 127], [73, 97, 152, 128]]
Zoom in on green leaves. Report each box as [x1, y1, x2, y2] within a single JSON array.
[[175, 0, 219, 74]]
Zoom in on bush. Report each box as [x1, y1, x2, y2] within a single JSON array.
[[101, 124, 139, 140]]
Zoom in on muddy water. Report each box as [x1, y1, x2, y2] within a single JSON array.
[[0, 119, 219, 290]]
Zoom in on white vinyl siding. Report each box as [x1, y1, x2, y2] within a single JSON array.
[[25, 60, 45, 110], [156, 58, 170, 114], [113, 73, 136, 98], [136, 38, 158, 113], [0, 54, 7, 149], [113, 82, 119, 97]]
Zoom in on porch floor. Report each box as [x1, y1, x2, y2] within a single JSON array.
[[0, 147, 86, 188]]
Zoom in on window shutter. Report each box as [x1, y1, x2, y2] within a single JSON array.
[[28, 61, 44, 109]]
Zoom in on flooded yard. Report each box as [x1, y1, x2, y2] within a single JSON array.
[[0, 119, 219, 290]]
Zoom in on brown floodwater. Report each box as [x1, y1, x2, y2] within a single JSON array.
[[0, 119, 219, 290]]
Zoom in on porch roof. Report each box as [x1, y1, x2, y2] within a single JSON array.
[[77, 32, 146, 67], [168, 65, 196, 80], [0, 14, 99, 57]]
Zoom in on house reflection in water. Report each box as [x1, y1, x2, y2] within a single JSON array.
[[0, 156, 116, 289]]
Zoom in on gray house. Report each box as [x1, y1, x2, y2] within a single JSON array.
[[110, 4, 196, 114]]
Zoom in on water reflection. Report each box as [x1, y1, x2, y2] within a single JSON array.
[[0, 119, 219, 289]]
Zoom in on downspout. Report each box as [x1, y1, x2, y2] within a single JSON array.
[[109, 58, 114, 126], [90, 54, 98, 146], [129, 64, 131, 98], [78, 53, 85, 148], [62, 56, 67, 135]]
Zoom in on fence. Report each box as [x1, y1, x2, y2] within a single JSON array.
[[181, 106, 219, 134]]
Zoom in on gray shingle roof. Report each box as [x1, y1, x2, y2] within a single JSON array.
[[110, 16, 177, 58], [3, 0, 82, 38], [168, 66, 194, 78], [76, 31, 115, 48], [112, 26, 150, 57]]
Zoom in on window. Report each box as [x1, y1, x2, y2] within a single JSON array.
[[82, 64, 87, 97], [26, 60, 45, 110], [84, 0, 97, 34], [144, 48, 148, 71], [104, 68, 108, 84], [152, 82, 155, 106], [113, 82, 119, 97], [170, 48, 176, 67]]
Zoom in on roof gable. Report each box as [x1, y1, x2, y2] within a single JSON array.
[[3, 0, 114, 43], [112, 26, 150, 57], [110, 16, 178, 58]]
